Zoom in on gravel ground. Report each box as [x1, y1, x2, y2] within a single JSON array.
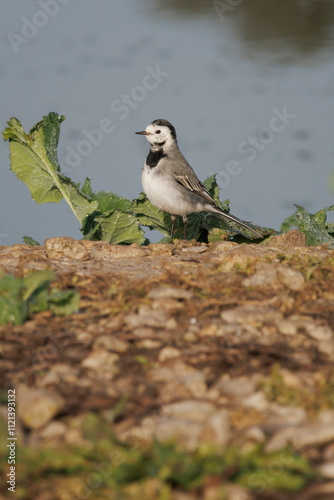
[[1, 230, 334, 499]]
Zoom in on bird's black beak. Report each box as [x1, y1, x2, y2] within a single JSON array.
[[135, 130, 149, 135]]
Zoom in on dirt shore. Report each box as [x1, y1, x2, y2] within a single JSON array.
[[1, 230, 334, 500]]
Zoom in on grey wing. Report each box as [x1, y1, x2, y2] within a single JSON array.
[[166, 157, 262, 239], [164, 154, 218, 207], [174, 172, 218, 209]]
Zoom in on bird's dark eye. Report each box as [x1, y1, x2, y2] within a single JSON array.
[[156, 130, 161, 134]]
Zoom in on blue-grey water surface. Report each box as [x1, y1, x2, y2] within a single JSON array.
[[1, 0, 334, 245]]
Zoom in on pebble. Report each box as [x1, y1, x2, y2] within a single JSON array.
[[93, 335, 129, 353], [216, 375, 260, 398], [269, 229, 307, 247], [221, 304, 282, 326], [147, 286, 193, 301], [136, 339, 162, 349], [39, 421, 67, 441], [277, 319, 298, 336], [181, 246, 207, 254], [81, 350, 120, 378], [154, 418, 203, 451], [243, 263, 305, 291], [318, 461, 334, 479], [160, 400, 216, 422], [200, 409, 231, 450], [17, 385, 65, 429], [265, 424, 334, 452], [170, 360, 207, 397], [215, 244, 277, 271], [90, 242, 147, 260], [158, 346, 181, 362], [45, 237, 90, 260]]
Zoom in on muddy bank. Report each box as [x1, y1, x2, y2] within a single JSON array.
[[1, 230, 334, 499]]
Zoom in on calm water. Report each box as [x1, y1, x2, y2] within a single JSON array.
[[1, 0, 334, 245]]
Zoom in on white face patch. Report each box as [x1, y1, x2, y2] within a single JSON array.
[[144, 124, 174, 148]]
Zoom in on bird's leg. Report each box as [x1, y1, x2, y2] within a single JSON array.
[[183, 215, 188, 241], [170, 215, 176, 243]]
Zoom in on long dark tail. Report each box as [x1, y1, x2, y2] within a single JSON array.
[[215, 208, 262, 239]]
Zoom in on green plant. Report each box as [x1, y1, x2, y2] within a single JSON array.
[[0, 270, 80, 325], [3, 113, 270, 245], [281, 204, 334, 248]]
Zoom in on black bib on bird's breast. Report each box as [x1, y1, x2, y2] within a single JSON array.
[[146, 148, 166, 169]]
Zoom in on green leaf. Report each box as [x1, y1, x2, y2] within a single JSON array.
[[202, 174, 230, 211], [81, 177, 93, 197], [47, 289, 80, 316], [22, 270, 55, 301], [0, 274, 26, 325], [95, 209, 145, 245], [92, 191, 131, 214], [3, 114, 98, 223], [23, 236, 41, 246], [295, 204, 334, 248], [130, 193, 172, 236], [0, 270, 80, 324], [237, 469, 306, 492], [281, 213, 300, 233]]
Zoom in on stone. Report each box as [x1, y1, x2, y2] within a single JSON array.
[[243, 263, 305, 291], [90, 242, 147, 260], [265, 424, 334, 453], [45, 237, 90, 260], [318, 461, 334, 479], [216, 375, 260, 398], [223, 484, 253, 500], [303, 322, 332, 341], [264, 406, 307, 431], [221, 304, 282, 326], [148, 243, 174, 256], [17, 385, 65, 430], [160, 400, 216, 422], [40, 421, 67, 440], [241, 392, 269, 412], [277, 320, 298, 336], [93, 335, 129, 353], [136, 339, 162, 349], [125, 305, 171, 329], [317, 410, 334, 426], [81, 350, 119, 378], [158, 346, 181, 362], [208, 241, 238, 253], [269, 229, 306, 247], [200, 409, 231, 450], [170, 360, 207, 397], [147, 286, 193, 301], [154, 418, 203, 451], [38, 363, 79, 387], [214, 244, 277, 271], [181, 246, 207, 254]]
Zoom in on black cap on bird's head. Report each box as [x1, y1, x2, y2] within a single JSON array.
[[150, 119, 177, 140], [135, 119, 177, 142]]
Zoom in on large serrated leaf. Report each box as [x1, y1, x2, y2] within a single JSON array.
[[130, 193, 172, 236], [95, 209, 145, 245], [3, 113, 98, 223], [281, 204, 334, 248], [295, 204, 334, 248]]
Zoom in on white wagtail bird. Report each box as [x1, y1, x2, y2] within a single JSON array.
[[136, 119, 262, 242]]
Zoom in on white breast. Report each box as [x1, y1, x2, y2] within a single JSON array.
[[141, 164, 197, 216]]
